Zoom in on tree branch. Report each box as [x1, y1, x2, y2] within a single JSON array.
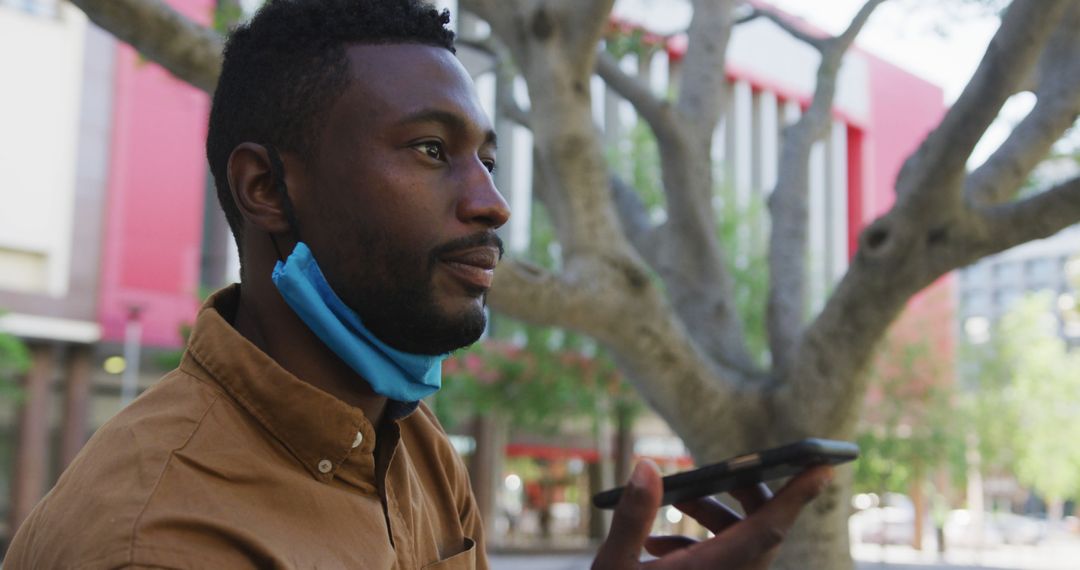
[[458, 0, 516, 52], [978, 176, 1080, 253], [479, 5, 629, 261], [965, 3, 1080, 206], [675, 0, 738, 130], [766, 0, 885, 377], [595, 51, 679, 144], [831, 0, 883, 49], [610, 174, 661, 266], [739, 6, 826, 52], [488, 256, 768, 452], [781, 2, 1076, 433], [893, 0, 1072, 206], [626, 0, 758, 372], [457, 36, 533, 128], [487, 259, 588, 327], [556, 0, 618, 66], [528, 148, 571, 248], [70, 0, 223, 93]]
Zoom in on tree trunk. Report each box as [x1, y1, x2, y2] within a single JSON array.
[[613, 407, 634, 486], [1047, 497, 1065, 522], [587, 460, 608, 541], [965, 433, 986, 551], [911, 467, 925, 551], [773, 468, 854, 570]]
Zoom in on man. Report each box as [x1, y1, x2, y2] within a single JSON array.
[[5, 1, 831, 568]]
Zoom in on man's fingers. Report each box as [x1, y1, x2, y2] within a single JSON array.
[[709, 466, 835, 566], [755, 465, 834, 528], [729, 482, 773, 514], [643, 535, 698, 557], [673, 497, 742, 533], [592, 460, 662, 569]]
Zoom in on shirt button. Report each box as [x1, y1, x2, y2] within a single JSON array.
[[318, 459, 333, 474], [352, 431, 364, 449]]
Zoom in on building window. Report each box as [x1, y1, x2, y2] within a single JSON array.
[[962, 290, 988, 314], [1025, 258, 1055, 283], [991, 261, 1010, 281]]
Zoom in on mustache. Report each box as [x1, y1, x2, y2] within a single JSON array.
[[430, 231, 505, 261]]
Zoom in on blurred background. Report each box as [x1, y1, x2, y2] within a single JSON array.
[[1, 0, 1079, 568]]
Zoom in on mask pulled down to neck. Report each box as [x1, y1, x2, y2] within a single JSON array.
[[271, 241, 446, 403]]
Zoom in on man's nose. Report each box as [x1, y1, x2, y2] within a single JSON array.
[[457, 159, 510, 229]]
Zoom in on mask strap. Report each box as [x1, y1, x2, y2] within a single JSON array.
[[264, 143, 301, 261]]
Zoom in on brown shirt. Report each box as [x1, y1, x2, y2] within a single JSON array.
[[6, 286, 486, 569]]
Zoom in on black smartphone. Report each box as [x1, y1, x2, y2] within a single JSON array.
[[592, 438, 858, 509]]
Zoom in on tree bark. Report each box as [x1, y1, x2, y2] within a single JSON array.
[[911, 463, 925, 550], [69, 0, 223, 93], [775, 468, 853, 569]]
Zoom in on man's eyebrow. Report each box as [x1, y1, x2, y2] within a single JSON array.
[[395, 109, 497, 148]]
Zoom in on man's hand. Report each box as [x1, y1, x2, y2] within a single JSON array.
[[591, 459, 834, 569]]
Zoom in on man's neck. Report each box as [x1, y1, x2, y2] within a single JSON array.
[[232, 281, 389, 426]]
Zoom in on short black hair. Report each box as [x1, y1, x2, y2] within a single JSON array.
[[206, 0, 456, 251]]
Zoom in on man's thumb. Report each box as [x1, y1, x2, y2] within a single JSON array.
[[592, 459, 662, 569]]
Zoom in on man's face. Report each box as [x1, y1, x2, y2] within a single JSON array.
[[296, 44, 510, 355]]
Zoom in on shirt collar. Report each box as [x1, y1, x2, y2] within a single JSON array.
[[180, 285, 414, 481]]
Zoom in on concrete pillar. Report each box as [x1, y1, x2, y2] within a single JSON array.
[[9, 343, 56, 535]]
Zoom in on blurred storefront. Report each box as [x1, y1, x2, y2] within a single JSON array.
[[448, 415, 698, 550]]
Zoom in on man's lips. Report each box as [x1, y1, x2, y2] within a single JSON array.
[[438, 246, 500, 290]]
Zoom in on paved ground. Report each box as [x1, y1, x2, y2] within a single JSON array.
[[490, 535, 1080, 569]]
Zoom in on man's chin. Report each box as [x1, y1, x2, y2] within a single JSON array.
[[370, 306, 487, 356], [420, 311, 487, 355]]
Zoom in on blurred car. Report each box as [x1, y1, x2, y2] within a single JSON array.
[[849, 493, 918, 545], [944, 509, 1000, 546], [943, 509, 1045, 547], [988, 511, 1046, 545]]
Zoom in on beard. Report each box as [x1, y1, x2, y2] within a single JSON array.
[[324, 231, 502, 356], [350, 277, 488, 355]]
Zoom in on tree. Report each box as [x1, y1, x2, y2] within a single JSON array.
[[65, 0, 1080, 566], [0, 313, 30, 510], [432, 333, 638, 433], [989, 293, 1080, 521], [854, 293, 964, 550], [0, 314, 30, 402]]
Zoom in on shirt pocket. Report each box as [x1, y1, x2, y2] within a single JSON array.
[[421, 538, 477, 569]]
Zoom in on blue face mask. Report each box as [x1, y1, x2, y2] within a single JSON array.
[[271, 241, 446, 403]]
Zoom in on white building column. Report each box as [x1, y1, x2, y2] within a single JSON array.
[[827, 120, 849, 283]]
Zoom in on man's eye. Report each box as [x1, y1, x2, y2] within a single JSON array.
[[482, 160, 496, 174], [416, 141, 445, 162]]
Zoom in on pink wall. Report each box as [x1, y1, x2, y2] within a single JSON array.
[[98, 0, 214, 348], [861, 53, 954, 359], [861, 53, 946, 222]]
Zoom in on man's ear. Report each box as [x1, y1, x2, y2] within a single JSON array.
[[227, 142, 292, 234]]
